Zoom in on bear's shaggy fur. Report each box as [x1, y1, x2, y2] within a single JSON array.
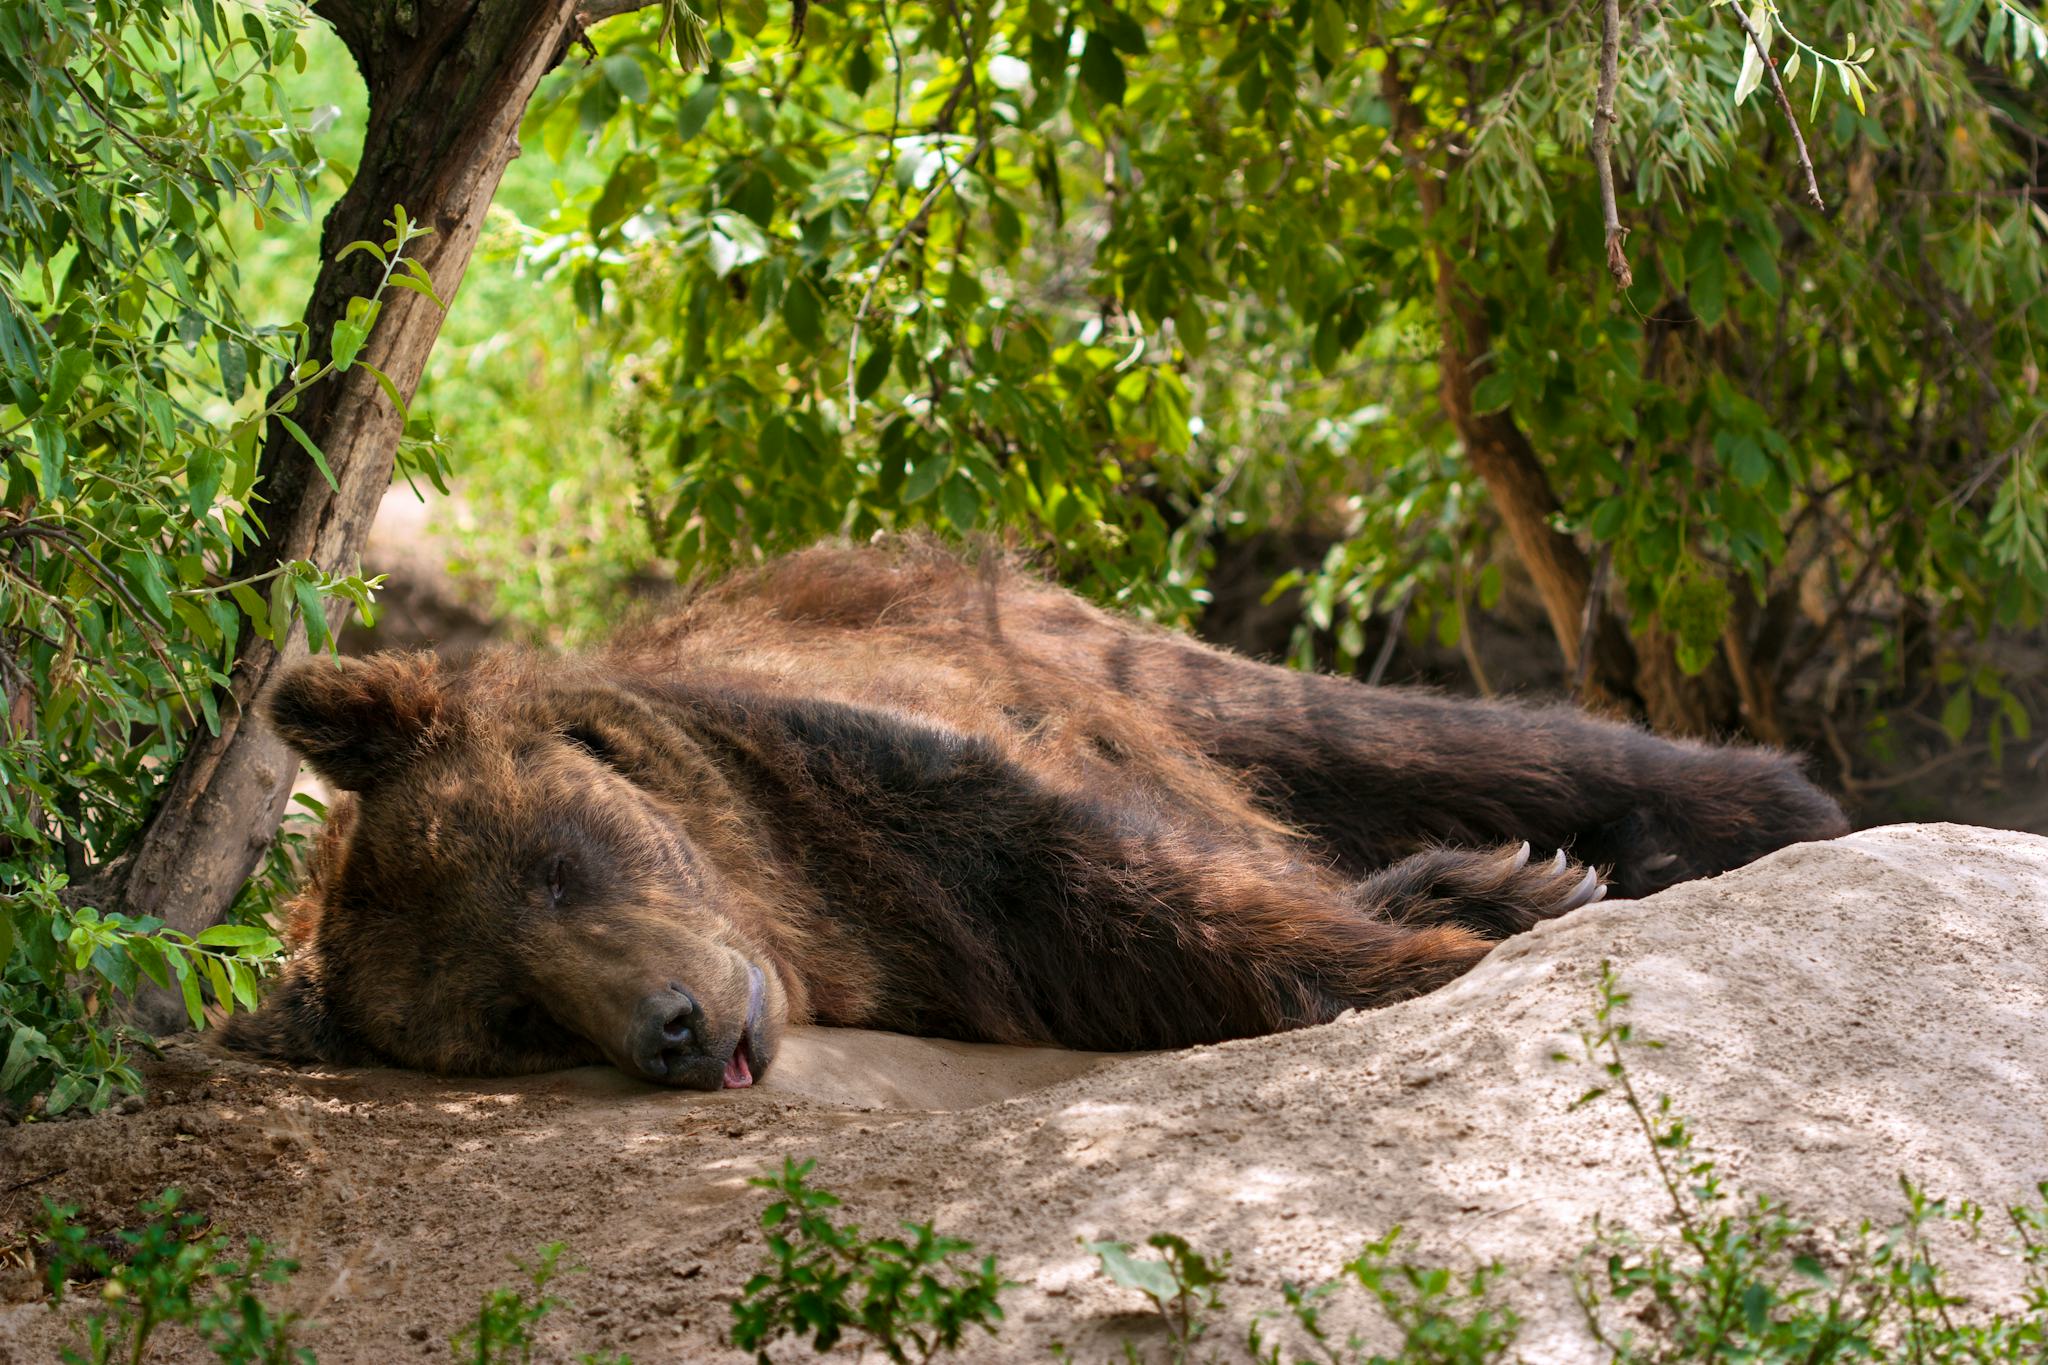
[[223, 540, 1848, 1088]]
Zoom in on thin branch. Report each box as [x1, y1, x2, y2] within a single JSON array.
[[1593, 0, 1631, 287], [844, 132, 991, 413], [1365, 584, 1416, 687], [578, 0, 662, 24], [1729, 7, 1826, 211], [1572, 547, 1611, 699], [1841, 740, 1989, 795]]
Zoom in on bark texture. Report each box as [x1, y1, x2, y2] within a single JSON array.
[[96, 0, 595, 1029]]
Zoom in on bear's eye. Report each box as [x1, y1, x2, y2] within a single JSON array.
[[548, 854, 571, 906]]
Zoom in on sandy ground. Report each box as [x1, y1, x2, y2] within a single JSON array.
[[3, 822, 2045, 1363]]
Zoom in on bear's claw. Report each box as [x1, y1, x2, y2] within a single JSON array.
[[1358, 842, 1609, 941]]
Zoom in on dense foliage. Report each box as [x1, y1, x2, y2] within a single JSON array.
[[512, 0, 2047, 727], [3, 0, 2046, 1111], [0, 0, 387, 1113]]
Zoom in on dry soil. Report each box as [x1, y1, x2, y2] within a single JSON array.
[[3, 822, 2045, 1363]]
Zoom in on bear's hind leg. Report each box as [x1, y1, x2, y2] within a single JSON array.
[[1353, 843, 1605, 940]]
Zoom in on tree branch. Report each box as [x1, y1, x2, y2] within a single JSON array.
[[845, 133, 990, 413], [1593, 0, 1630, 288], [1729, 6, 1825, 211], [578, 0, 661, 22]]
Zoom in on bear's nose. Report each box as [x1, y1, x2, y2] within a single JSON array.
[[629, 983, 706, 1083]]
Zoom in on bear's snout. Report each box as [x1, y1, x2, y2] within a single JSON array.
[[627, 983, 713, 1087]]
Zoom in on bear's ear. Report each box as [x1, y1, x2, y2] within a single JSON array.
[[215, 959, 369, 1066], [266, 653, 446, 791]]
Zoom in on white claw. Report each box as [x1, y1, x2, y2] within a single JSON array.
[[1588, 883, 1610, 905], [1550, 849, 1568, 874], [1568, 866, 1601, 909], [1510, 840, 1532, 872]]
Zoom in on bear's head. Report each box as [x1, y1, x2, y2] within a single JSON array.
[[219, 651, 788, 1090]]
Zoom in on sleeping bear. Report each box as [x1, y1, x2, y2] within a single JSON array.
[[223, 539, 1848, 1089]]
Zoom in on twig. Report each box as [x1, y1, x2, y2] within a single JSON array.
[[3, 1168, 67, 1195], [1593, 0, 1631, 287], [1841, 741, 1989, 794], [844, 133, 991, 413], [1365, 584, 1416, 686], [1452, 561, 1495, 698], [1728, 6, 1826, 211], [577, 0, 662, 22], [1572, 547, 1611, 700]]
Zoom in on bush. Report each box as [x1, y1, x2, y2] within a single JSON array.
[[0, 0, 391, 1114]]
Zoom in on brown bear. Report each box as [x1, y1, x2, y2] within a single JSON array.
[[222, 539, 1848, 1090]]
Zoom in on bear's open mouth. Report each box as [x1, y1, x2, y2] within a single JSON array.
[[722, 963, 766, 1089]]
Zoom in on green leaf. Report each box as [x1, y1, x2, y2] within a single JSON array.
[[603, 52, 652, 103], [1732, 5, 1770, 105], [127, 935, 171, 990], [1088, 1242, 1178, 1303], [329, 316, 368, 372], [45, 1072, 85, 1116], [940, 473, 981, 530], [1941, 687, 1973, 742], [228, 959, 259, 1011], [855, 332, 893, 400], [1732, 233, 1781, 299], [782, 276, 824, 348], [186, 443, 226, 516], [676, 79, 721, 141], [0, 1023, 43, 1093], [44, 347, 92, 409], [1590, 497, 1629, 540], [903, 455, 949, 503], [195, 924, 273, 948], [276, 415, 338, 491], [178, 959, 206, 1030], [1080, 33, 1127, 106], [361, 362, 410, 423], [1691, 252, 1727, 327], [1471, 371, 1515, 415], [591, 153, 658, 240], [293, 573, 331, 654], [1311, 0, 1349, 65], [31, 416, 66, 499], [230, 582, 273, 642]]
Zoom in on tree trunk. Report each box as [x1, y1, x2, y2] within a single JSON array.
[[95, 0, 600, 1031], [1381, 62, 1642, 714]]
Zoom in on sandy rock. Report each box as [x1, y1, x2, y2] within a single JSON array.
[[2, 823, 2043, 1363]]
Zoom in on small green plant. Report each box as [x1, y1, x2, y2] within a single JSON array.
[[39, 1188, 310, 1365], [1565, 960, 2048, 1362], [451, 1242, 569, 1365], [1084, 1234, 1231, 1359], [1073, 1228, 1514, 1365], [1250, 1229, 1519, 1365], [728, 1156, 1009, 1364], [449, 1241, 631, 1365]]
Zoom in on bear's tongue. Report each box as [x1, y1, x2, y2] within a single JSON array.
[[722, 1036, 754, 1089]]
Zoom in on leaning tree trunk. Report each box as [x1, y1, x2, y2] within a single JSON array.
[[1380, 62, 1643, 717], [97, 0, 607, 1029]]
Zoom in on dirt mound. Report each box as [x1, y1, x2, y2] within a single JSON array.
[[4, 823, 2045, 1362]]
